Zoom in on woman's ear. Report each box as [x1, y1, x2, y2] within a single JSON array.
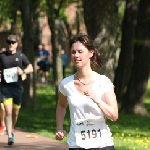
[[89, 50, 94, 58]]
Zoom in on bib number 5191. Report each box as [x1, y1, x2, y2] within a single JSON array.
[[81, 129, 101, 140]]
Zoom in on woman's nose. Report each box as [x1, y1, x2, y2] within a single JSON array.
[[74, 52, 79, 57]]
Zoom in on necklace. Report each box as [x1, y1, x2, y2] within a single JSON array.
[[78, 78, 92, 85], [76, 72, 94, 85]]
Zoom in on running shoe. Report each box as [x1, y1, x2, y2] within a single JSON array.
[[0, 125, 5, 135], [41, 77, 46, 82], [8, 133, 14, 145], [4, 126, 6, 131]]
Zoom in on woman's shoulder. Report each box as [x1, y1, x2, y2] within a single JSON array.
[[94, 72, 114, 93], [94, 72, 112, 83], [60, 74, 74, 85], [94, 72, 108, 79]]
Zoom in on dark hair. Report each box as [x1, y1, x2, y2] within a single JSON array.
[[69, 33, 103, 69]]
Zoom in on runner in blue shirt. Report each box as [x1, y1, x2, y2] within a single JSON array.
[[37, 44, 51, 82], [61, 50, 68, 78]]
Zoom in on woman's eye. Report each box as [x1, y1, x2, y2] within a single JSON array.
[[71, 50, 83, 54]]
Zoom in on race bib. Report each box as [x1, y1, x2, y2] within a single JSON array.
[[3, 67, 18, 83], [75, 119, 108, 149]]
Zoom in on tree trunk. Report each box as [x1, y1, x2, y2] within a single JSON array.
[[83, 0, 119, 81], [46, 0, 57, 91], [21, 0, 33, 108], [114, 0, 138, 102], [121, 0, 150, 116], [46, 0, 64, 99], [55, 19, 65, 96], [29, 0, 41, 112]]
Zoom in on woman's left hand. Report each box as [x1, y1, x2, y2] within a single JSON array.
[[84, 90, 99, 104]]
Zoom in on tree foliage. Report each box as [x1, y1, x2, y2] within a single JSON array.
[[83, 0, 119, 81], [120, 0, 150, 115], [0, 0, 14, 22], [0, 0, 149, 115], [46, 0, 80, 98]]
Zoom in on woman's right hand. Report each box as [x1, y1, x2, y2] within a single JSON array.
[[55, 130, 67, 141]]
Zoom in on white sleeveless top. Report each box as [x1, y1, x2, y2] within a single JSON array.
[[59, 72, 114, 148]]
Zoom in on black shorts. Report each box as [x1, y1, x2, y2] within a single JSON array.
[[69, 146, 115, 150], [42, 64, 50, 72], [37, 60, 50, 72], [1, 85, 23, 109]]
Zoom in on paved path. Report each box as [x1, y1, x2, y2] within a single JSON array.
[[0, 128, 68, 150]]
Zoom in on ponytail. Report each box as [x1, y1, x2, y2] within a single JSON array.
[[90, 48, 103, 69]]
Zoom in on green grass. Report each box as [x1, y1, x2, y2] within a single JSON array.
[[16, 78, 150, 150]]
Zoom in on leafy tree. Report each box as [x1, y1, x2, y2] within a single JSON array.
[[21, 0, 34, 108], [0, 0, 13, 24], [46, 0, 62, 98], [120, 0, 150, 115], [83, 0, 119, 81], [114, 0, 139, 102], [20, 0, 42, 110], [0, 0, 20, 33], [46, 0, 79, 97]]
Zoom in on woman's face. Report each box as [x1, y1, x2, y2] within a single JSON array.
[[71, 41, 93, 69]]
